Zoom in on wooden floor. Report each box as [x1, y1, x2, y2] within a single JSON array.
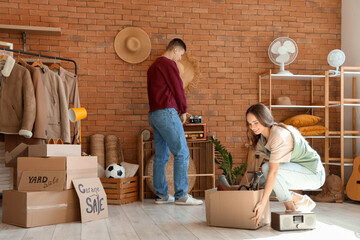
[[0, 199, 359, 240]]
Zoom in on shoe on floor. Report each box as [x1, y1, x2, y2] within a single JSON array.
[[155, 194, 175, 204], [295, 195, 316, 212], [175, 194, 203, 205]]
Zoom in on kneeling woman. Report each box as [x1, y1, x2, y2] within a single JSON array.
[[246, 103, 326, 226]]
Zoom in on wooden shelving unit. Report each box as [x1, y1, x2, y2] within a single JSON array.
[[137, 135, 215, 201], [326, 67, 360, 185], [259, 67, 360, 186]]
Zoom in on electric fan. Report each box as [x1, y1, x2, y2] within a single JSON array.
[[327, 49, 345, 74], [268, 37, 298, 75]]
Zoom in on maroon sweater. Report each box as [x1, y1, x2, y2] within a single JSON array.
[[147, 56, 187, 114]]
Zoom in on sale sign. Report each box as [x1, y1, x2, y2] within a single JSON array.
[[73, 178, 108, 223], [18, 170, 66, 191]]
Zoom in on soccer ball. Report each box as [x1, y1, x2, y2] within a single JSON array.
[[106, 163, 126, 178]]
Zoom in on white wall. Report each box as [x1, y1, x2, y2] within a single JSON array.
[[342, 0, 360, 158]]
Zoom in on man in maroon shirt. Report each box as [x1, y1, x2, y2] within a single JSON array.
[[147, 39, 203, 205]]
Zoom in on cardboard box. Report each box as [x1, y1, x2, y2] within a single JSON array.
[[205, 188, 270, 229], [28, 144, 81, 157], [2, 189, 80, 228], [17, 156, 98, 191]]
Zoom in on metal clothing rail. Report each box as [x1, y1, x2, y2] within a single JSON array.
[[0, 47, 77, 76]]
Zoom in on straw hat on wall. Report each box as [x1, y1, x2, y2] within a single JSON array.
[[114, 27, 151, 64], [176, 52, 200, 93]]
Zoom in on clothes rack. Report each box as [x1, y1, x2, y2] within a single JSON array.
[[0, 47, 77, 76]]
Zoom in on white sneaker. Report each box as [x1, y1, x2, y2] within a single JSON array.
[[155, 194, 175, 204], [295, 195, 316, 212], [175, 194, 203, 205]]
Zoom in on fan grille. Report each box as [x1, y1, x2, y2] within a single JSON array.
[[327, 49, 345, 68], [268, 37, 298, 66]]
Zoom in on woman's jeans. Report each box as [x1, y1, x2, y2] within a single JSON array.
[[148, 108, 190, 199], [262, 161, 326, 202]]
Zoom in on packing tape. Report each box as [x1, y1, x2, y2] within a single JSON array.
[[27, 203, 68, 210], [66, 168, 97, 174]]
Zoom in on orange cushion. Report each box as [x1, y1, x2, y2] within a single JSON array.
[[298, 125, 328, 136], [283, 114, 322, 127]]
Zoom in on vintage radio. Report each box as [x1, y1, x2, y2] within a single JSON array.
[[271, 211, 316, 231], [183, 123, 207, 140]]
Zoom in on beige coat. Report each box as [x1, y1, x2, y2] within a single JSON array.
[[40, 65, 70, 143], [18, 59, 48, 139], [52, 67, 80, 143], [0, 56, 36, 138]]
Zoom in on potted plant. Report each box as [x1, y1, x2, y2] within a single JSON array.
[[209, 137, 247, 185]]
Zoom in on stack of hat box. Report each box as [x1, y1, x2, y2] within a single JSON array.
[[2, 144, 98, 228]]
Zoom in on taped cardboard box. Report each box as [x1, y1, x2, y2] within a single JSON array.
[[205, 188, 270, 230], [2, 189, 80, 228], [28, 144, 81, 157], [17, 156, 98, 191]]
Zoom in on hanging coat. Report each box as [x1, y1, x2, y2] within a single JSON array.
[[0, 56, 36, 138], [52, 67, 80, 143], [39, 65, 70, 143], [18, 59, 48, 139]]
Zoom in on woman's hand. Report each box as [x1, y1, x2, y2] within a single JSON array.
[[251, 162, 279, 227], [252, 200, 266, 227]]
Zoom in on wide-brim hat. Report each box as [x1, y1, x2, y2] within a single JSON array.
[[275, 96, 292, 105], [176, 52, 200, 93], [114, 27, 151, 64]]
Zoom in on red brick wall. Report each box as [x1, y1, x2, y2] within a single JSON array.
[[0, 0, 341, 169]]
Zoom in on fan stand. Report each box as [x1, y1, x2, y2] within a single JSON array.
[[277, 62, 293, 75], [329, 66, 341, 75]]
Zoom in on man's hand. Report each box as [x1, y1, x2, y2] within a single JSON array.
[[180, 113, 189, 124]]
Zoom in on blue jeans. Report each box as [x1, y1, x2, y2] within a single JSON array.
[[148, 108, 190, 199], [262, 161, 325, 202]]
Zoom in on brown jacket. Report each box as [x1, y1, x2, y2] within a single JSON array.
[[18, 59, 48, 139], [0, 56, 36, 137], [40, 65, 70, 143]]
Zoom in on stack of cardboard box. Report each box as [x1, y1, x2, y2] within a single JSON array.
[[2, 144, 98, 227]]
